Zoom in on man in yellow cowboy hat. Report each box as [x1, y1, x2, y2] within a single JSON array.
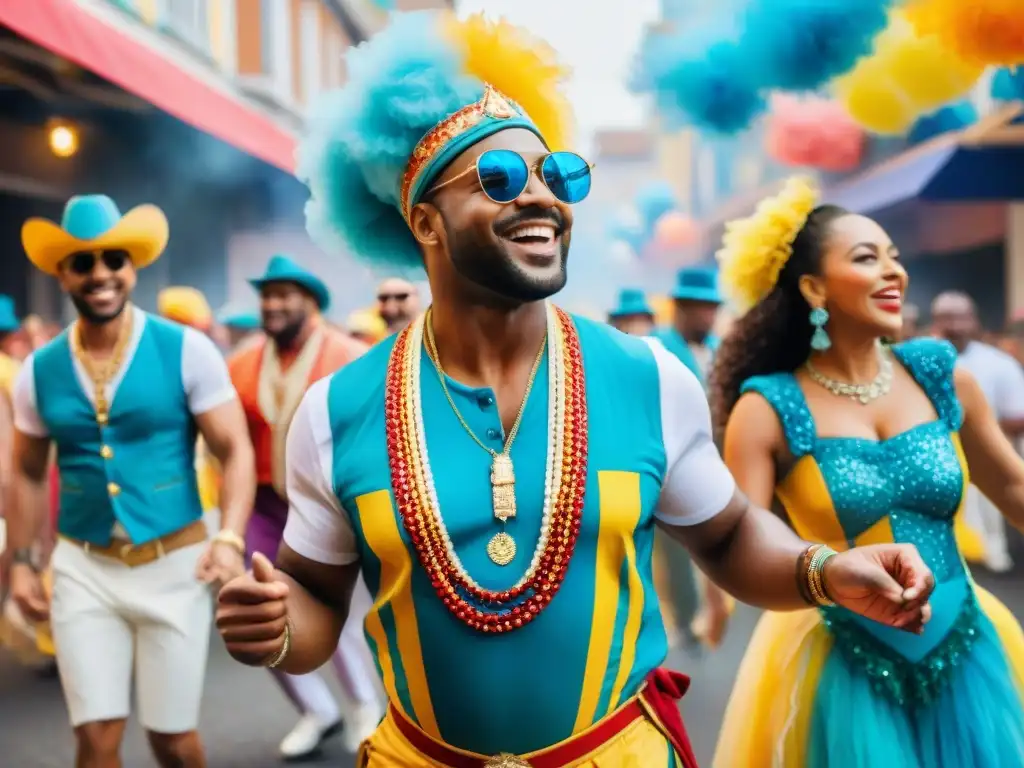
[[7, 194, 256, 767]]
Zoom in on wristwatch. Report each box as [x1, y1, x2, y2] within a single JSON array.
[[10, 548, 39, 573]]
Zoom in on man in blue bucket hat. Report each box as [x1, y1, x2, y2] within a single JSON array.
[[0, 294, 21, 400], [8, 194, 256, 767], [607, 288, 656, 337], [654, 266, 724, 385]]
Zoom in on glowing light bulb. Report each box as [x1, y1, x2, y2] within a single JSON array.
[[49, 124, 78, 158]]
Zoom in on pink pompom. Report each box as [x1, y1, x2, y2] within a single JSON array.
[[765, 95, 865, 172]]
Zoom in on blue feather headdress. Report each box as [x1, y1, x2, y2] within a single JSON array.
[[297, 11, 573, 273]]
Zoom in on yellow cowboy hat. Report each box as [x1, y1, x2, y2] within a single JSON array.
[[21, 194, 168, 276], [158, 286, 213, 331]]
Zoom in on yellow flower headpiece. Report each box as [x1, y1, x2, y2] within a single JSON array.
[[716, 176, 819, 314]]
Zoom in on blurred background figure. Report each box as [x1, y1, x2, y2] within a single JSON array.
[[217, 310, 261, 352], [654, 267, 724, 383], [345, 308, 388, 346], [932, 291, 1024, 572], [607, 287, 656, 336], [375, 277, 419, 334], [901, 302, 921, 340]]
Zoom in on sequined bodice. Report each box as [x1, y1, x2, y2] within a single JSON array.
[[741, 339, 976, 706]]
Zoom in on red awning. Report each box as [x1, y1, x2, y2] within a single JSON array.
[[0, 0, 296, 173]]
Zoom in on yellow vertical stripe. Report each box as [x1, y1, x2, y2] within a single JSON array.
[[778, 457, 849, 550], [572, 471, 644, 732], [136, 0, 158, 25], [607, 526, 644, 713], [356, 491, 440, 738], [854, 516, 894, 547]]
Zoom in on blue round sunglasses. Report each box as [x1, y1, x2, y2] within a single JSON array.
[[430, 149, 594, 206]]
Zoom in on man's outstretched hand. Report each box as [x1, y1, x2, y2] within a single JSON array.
[[823, 544, 935, 633]]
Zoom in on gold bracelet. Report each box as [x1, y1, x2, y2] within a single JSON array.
[[212, 530, 246, 556], [806, 544, 838, 607], [265, 620, 292, 669]]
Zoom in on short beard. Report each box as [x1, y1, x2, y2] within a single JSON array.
[[70, 294, 127, 325], [446, 223, 568, 304], [267, 314, 307, 349]]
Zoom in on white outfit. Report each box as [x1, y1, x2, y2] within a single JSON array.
[[11, 307, 237, 731], [957, 341, 1024, 571]]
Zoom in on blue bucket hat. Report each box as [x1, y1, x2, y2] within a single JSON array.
[[608, 288, 654, 319], [671, 267, 722, 304], [248, 254, 331, 311]]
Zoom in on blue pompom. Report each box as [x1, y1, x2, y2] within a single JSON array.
[[635, 182, 677, 235], [908, 101, 978, 145], [992, 68, 1024, 102], [740, 0, 891, 91], [646, 35, 767, 135], [297, 12, 481, 272], [607, 218, 646, 253]]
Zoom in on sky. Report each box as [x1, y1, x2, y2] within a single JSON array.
[[455, 0, 662, 141]]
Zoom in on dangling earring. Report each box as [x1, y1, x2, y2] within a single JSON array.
[[810, 307, 831, 351]]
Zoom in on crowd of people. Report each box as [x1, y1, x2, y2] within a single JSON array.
[[1, 9, 1023, 768]]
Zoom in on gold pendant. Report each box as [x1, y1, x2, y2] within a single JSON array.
[[485, 754, 531, 768], [490, 454, 517, 523], [487, 532, 516, 566]]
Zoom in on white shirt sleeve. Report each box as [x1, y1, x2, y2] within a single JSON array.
[[994, 355, 1024, 421], [645, 338, 737, 526], [181, 327, 238, 416], [12, 354, 48, 438], [281, 377, 359, 565]]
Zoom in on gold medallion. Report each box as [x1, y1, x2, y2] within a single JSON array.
[[485, 753, 531, 768], [487, 532, 516, 566]]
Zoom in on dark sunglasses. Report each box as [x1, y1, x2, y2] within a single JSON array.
[[65, 249, 130, 276], [430, 149, 594, 206], [378, 292, 410, 303]]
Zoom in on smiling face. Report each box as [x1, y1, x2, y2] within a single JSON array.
[[58, 249, 136, 324], [799, 213, 908, 339], [260, 281, 315, 346], [411, 128, 574, 304]]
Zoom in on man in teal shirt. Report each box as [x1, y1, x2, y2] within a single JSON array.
[[215, 11, 936, 766], [653, 266, 723, 384]]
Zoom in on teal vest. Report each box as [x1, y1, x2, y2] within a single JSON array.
[[34, 314, 203, 545], [326, 317, 671, 755]]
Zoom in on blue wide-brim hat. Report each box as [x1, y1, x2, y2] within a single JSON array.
[[0, 294, 18, 333], [671, 266, 722, 304], [249, 254, 331, 311], [608, 288, 654, 318]]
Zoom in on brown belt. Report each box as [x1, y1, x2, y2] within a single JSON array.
[[62, 520, 208, 567]]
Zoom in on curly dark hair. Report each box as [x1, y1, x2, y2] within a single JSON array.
[[708, 204, 850, 440]]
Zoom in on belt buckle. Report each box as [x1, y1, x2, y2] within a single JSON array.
[[485, 755, 531, 768]]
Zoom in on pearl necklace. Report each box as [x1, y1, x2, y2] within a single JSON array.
[[405, 303, 565, 592]]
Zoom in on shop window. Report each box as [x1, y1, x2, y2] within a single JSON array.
[[161, 0, 210, 52]]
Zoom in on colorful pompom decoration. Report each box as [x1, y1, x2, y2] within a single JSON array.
[[741, 0, 892, 91], [904, 0, 1024, 67]]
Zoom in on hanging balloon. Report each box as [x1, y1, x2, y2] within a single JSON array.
[[765, 95, 865, 172], [832, 12, 983, 134], [653, 212, 700, 250], [904, 0, 1024, 67], [635, 182, 678, 235]]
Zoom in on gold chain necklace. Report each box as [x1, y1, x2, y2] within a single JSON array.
[[69, 307, 135, 425], [423, 307, 547, 566], [806, 347, 894, 405]]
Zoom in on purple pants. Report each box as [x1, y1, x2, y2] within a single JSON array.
[[245, 485, 289, 564]]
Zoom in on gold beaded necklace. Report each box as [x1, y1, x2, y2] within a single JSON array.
[[69, 306, 135, 425]]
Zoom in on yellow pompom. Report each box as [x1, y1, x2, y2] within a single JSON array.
[[905, 0, 1024, 67], [442, 13, 574, 151], [716, 176, 819, 314], [833, 11, 983, 134]]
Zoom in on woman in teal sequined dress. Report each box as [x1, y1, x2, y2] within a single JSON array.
[[709, 178, 1024, 767]]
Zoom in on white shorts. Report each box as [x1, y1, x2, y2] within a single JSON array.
[[50, 538, 213, 732]]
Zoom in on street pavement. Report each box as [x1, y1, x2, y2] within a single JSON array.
[[2, 570, 1021, 767]]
